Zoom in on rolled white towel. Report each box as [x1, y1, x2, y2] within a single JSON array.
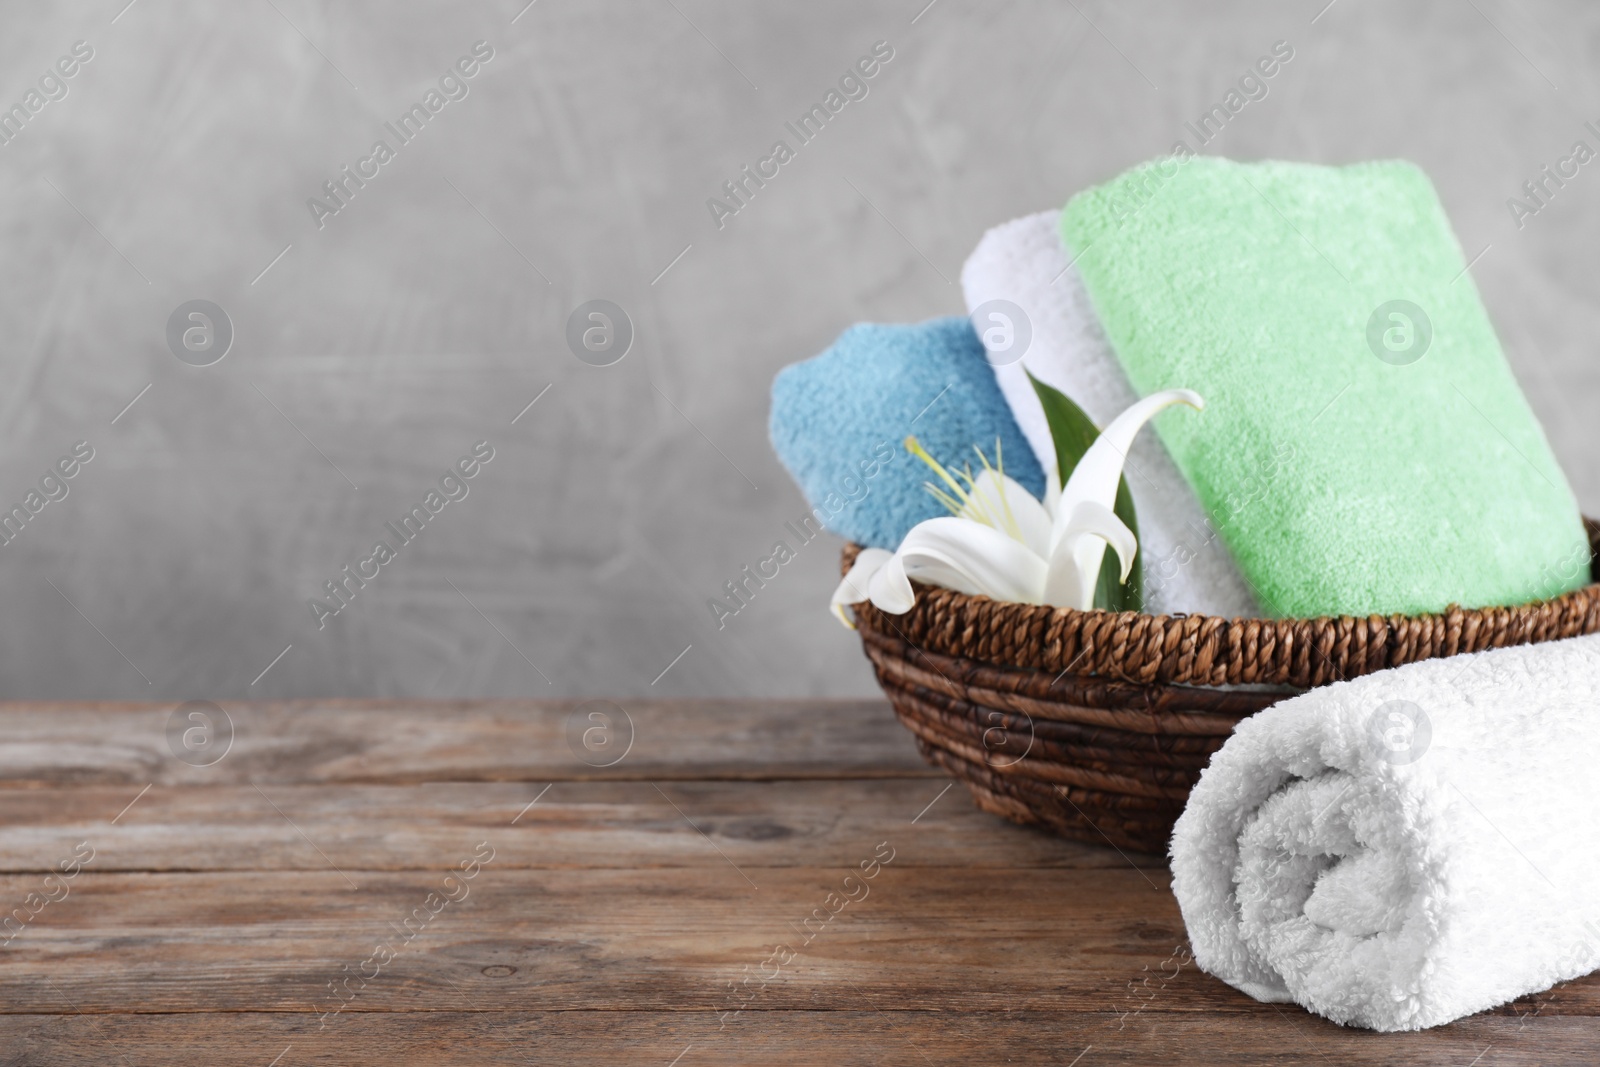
[[960, 210, 1259, 619], [1171, 632, 1600, 1031]]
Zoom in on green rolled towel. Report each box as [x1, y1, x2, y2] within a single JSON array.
[[1060, 157, 1589, 618]]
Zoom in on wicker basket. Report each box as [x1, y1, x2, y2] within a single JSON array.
[[847, 520, 1600, 853]]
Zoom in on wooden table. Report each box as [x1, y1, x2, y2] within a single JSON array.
[[0, 699, 1595, 1064]]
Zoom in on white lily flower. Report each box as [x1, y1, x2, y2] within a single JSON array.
[[831, 388, 1203, 626]]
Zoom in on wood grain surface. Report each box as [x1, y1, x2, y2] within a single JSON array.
[[1, 699, 1595, 1064]]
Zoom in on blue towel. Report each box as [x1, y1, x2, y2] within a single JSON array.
[[769, 317, 1045, 550]]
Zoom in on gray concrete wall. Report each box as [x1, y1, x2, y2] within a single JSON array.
[[0, 0, 1595, 699]]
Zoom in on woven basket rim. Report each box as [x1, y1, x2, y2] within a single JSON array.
[[843, 520, 1600, 689]]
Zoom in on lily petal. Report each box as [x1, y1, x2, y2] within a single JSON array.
[[961, 469, 1054, 558], [868, 551, 917, 614], [1043, 500, 1138, 610], [868, 516, 1048, 614], [830, 547, 892, 628], [1049, 387, 1203, 591]]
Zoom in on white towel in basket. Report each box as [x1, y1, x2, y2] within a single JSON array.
[[960, 210, 1258, 618]]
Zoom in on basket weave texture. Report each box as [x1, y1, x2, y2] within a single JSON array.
[[848, 520, 1600, 853]]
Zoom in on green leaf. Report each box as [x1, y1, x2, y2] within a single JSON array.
[[1027, 371, 1142, 613], [1028, 370, 1098, 489]]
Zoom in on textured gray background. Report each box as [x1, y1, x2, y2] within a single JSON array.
[[0, 0, 1596, 700]]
